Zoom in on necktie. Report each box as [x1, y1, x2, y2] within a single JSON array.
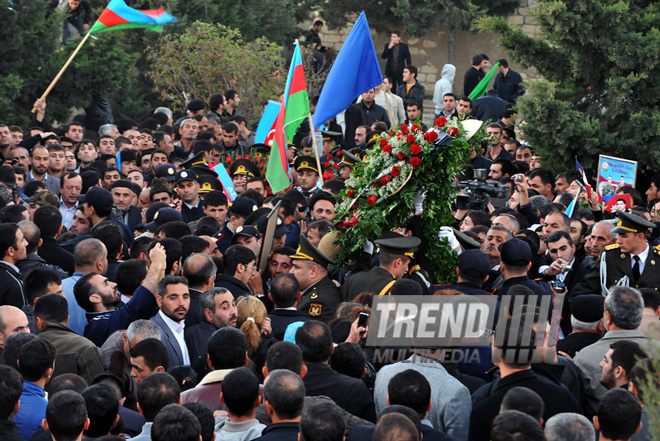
[[633, 255, 641, 281]]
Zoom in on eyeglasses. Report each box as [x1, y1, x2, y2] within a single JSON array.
[[244, 264, 258, 271]]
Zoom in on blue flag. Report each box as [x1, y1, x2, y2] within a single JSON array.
[[312, 11, 382, 130], [255, 100, 281, 144]]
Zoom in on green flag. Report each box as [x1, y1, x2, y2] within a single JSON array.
[[468, 61, 500, 100]]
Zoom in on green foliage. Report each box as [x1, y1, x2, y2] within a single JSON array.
[[477, 2, 660, 173], [322, 0, 519, 37], [146, 22, 285, 124], [0, 0, 60, 127], [334, 118, 483, 283]]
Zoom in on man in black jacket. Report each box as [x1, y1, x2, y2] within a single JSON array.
[[396, 66, 426, 109], [267, 274, 310, 340], [381, 31, 411, 91], [0, 223, 28, 307]]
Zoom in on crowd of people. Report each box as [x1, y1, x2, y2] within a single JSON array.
[[0, 22, 659, 441]]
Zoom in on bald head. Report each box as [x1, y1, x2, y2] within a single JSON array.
[[73, 238, 108, 273], [0, 306, 29, 348], [183, 253, 216, 289], [18, 220, 41, 254]]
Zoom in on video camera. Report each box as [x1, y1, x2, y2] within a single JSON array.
[[454, 169, 510, 212]]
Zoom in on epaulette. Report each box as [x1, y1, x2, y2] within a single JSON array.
[[605, 244, 620, 251], [655, 243, 660, 251]]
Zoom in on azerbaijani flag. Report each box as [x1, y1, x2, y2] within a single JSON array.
[[468, 61, 500, 100], [266, 41, 311, 193], [89, 0, 176, 34]]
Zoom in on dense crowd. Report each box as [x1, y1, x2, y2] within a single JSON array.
[[0, 18, 659, 441]]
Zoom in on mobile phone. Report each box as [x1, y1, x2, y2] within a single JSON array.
[[358, 312, 369, 329]]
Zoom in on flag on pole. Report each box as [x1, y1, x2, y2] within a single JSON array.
[[212, 164, 238, 202], [312, 12, 382, 130], [89, 0, 176, 34], [266, 42, 311, 193], [255, 101, 281, 144], [575, 156, 599, 203], [468, 61, 501, 100], [565, 193, 578, 218], [283, 44, 311, 142]]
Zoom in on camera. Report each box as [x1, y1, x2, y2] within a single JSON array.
[[453, 168, 510, 212], [550, 280, 566, 293]]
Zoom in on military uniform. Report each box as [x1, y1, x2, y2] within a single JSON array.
[[297, 276, 341, 323], [342, 235, 421, 300], [291, 234, 342, 323], [570, 212, 660, 297]]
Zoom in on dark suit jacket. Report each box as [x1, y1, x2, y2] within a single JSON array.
[[470, 95, 508, 123], [122, 205, 143, 232], [348, 423, 457, 441], [215, 274, 252, 298], [150, 312, 188, 367], [303, 362, 377, 423], [38, 237, 74, 275], [468, 369, 580, 441], [268, 309, 311, 340], [185, 288, 203, 327], [381, 42, 411, 79], [184, 320, 216, 376]]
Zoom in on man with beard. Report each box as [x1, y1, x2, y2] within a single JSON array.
[[74, 242, 167, 346], [175, 170, 205, 223], [26, 146, 60, 195], [344, 89, 389, 149], [111, 180, 142, 232], [599, 340, 646, 390], [10, 147, 31, 171], [149, 275, 191, 368], [185, 287, 237, 376]]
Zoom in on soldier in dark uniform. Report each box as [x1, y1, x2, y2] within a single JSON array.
[[342, 235, 421, 301], [229, 158, 261, 196], [290, 234, 341, 323], [213, 198, 258, 254], [556, 295, 604, 358], [432, 249, 492, 296], [294, 156, 321, 197], [571, 212, 660, 297]]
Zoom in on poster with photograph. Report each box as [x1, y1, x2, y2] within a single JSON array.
[[596, 155, 637, 199], [603, 194, 632, 213]]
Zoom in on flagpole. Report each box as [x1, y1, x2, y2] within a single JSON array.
[[31, 32, 93, 113], [308, 114, 324, 186]]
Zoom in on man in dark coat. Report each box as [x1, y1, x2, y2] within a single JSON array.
[[463, 54, 488, 97], [396, 66, 425, 109], [471, 89, 508, 123], [214, 245, 256, 299], [381, 31, 411, 91], [267, 273, 310, 340], [342, 235, 421, 301], [556, 295, 604, 358], [297, 320, 377, 422], [290, 235, 341, 323]]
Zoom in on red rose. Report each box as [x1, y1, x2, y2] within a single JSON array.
[[382, 144, 392, 153], [391, 166, 401, 177], [373, 181, 381, 188], [237, 155, 243, 159], [448, 127, 459, 136], [397, 151, 406, 160], [350, 217, 358, 227], [412, 124, 421, 133], [323, 171, 334, 181], [245, 155, 251, 159], [341, 220, 349, 229], [406, 134, 416, 143], [397, 133, 404, 140], [389, 130, 396, 136], [427, 130, 438, 142], [336, 150, 343, 157], [400, 125, 409, 134], [380, 176, 390, 185], [435, 117, 448, 127], [410, 157, 421, 168], [347, 189, 355, 197], [324, 162, 331, 168], [379, 138, 388, 147], [410, 144, 422, 155], [334, 163, 340, 169], [367, 195, 378, 206], [327, 154, 333, 160]]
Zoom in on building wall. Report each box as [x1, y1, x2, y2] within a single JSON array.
[[312, 0, 541, 118]]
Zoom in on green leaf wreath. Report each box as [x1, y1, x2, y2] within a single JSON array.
[[334, 117, 486, 283]]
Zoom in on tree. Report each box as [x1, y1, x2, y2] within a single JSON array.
[[321, 0, 519, 62], [476, 1, 660, 173], [146, 22, 285, 124]]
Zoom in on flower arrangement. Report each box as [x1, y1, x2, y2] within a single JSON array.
[[333, 117, 485, 283]]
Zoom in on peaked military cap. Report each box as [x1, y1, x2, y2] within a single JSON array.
[[338, 151, 361, 168], [197, 174, 223, 194], [291, 233, 334, 267], [612, 211, 656, 234], [374, 235, 421, 257], [180, 150, 207, 170], [230, 158, 260, 178], [294, 155, 319, 174], [231, 224, 261, 243]]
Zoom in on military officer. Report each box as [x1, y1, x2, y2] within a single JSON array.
[[229, 158, 261, 195], [290, 234, 341, 323], [571, 212, 660, 297], [294, 156, 320, 197], [342, 234, 421, 301]]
